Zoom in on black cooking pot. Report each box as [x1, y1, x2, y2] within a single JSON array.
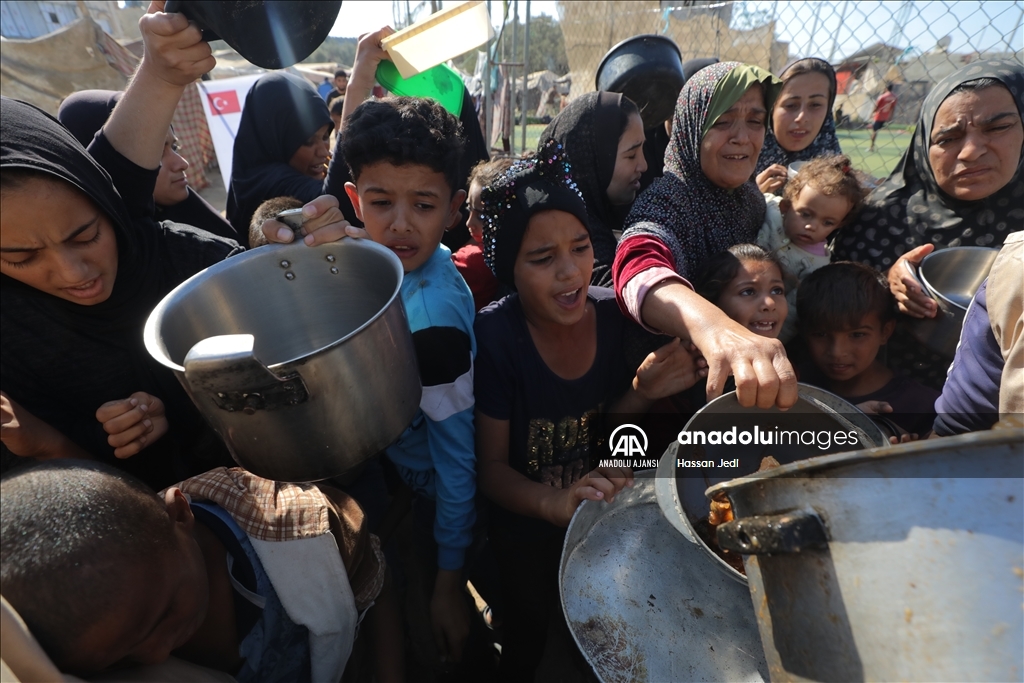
[[163, 0, 343, 69], [595, 34, 684, 128]]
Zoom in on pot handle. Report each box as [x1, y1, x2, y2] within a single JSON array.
[[717, 509, 828, 555], [184, 334, 309, 413]]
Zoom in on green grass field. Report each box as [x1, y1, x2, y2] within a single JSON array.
[[516, 122, 914, 184], [836, 127, 914, 181]]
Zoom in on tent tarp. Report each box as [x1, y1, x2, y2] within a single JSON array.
[[0, 16, 134, 115]]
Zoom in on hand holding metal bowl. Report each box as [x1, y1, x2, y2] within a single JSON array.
[[905, 245, 999, 360]]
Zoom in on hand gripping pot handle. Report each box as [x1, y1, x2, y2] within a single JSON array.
[[716, 508, 829, 555]]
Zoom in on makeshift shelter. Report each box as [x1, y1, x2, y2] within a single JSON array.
[[0, 16, 135, 114], [1, 15, 216, 190]]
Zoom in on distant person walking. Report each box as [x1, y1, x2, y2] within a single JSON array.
[[869, 83, 898, 151]]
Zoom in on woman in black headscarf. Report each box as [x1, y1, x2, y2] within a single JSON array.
[[832, 59, 1023, 388], [834, 59, 1023, 274], [227, 71, 359, 244], [755, 57, 842, 194], [541, 92, 647, 287], [1, 96, 240, 487], [57, 89, 238, 241]]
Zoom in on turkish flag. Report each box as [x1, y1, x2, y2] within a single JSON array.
[[207, 90, 241, 116]]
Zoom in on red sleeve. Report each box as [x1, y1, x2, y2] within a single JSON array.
[[612, 234, 677, 316]]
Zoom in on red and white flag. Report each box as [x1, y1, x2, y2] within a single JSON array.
[[206, 90, 241, 116]]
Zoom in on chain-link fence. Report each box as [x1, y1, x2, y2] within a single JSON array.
[[486, 0, 1022, 177]]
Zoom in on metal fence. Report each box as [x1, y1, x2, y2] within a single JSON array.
[[484, 0, 1022, 176]]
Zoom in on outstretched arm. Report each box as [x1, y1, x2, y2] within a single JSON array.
[[340, 27, 394, 131], [642, 281, 798, 409]]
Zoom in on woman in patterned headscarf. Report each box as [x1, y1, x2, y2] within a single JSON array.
[[612, 61, 797, 408], [755, 57, 843, 194], [832, 59, 1023, 388]]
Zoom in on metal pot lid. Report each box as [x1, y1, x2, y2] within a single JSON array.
[[163, 0, 343, 70], [595, 34, 683, 87], [561, 478, 768, 682]]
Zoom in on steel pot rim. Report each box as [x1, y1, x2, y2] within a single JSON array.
[[705, 427, 1019, 501], [918, 245, 998, 313], [144, 238, 404, 373]]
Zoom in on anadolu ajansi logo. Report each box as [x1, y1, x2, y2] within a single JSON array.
[[609, 423, 648, 458]]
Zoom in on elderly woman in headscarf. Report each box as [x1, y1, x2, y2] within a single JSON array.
[[832, 59, 1023, 387], [612, 61, 798, 409], [57, 89, 238, 241], [541, 92, 647, 287], [755, 57, 843, 194], [226, 71, 359, 244], [0, 9, 350, 486]]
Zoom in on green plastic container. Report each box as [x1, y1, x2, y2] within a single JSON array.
[[375, 60, 464, 117]]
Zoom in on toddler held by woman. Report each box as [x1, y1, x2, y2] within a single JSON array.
[[757, 154, 866, 342]]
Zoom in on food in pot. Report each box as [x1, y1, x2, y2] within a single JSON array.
[[698, 456, 782, 574]]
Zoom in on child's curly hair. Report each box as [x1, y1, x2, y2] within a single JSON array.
[[783, 154, 867, 225], [340, 96, 465, 196]]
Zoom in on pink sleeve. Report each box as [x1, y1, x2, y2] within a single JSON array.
[[613, 234, 693, 330]]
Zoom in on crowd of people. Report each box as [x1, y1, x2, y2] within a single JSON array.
[[1, 3, 1022, 682]]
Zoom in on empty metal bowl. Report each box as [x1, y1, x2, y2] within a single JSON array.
[[908, 246, 998, 359]]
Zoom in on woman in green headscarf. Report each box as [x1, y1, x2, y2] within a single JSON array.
[[613, 61, 796, 408]]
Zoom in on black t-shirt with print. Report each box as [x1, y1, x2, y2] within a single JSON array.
[[474, 286, 635, 538]]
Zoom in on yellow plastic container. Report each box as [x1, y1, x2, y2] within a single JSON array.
[[380, 1, 493, 78]]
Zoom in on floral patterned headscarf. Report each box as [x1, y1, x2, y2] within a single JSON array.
[[620, 61, 781, 281]]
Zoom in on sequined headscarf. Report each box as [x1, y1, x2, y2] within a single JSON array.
[[481, 139, 591, 288]]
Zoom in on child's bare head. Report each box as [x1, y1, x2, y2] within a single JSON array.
[[780, 155, 866, 247], [249, 196, 303, 248], [341, 97, 465, 196], [340, 97, 467, 272], [797, 261, 896, 333], [468, 158, 516, 190], [797, 262, 897, 383], [0, 461, 208, 675], [466, 158, 515, 243]]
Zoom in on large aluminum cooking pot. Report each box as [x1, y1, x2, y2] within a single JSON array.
[[145, 240, 421, 482], [655, 385, 889, 584], [708, 429, 1024, 682], [908, 246, 998, 360]]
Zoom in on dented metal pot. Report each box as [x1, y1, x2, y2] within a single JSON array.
[[145, 240, 421, 482], [708, 429, 1024, 682]]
